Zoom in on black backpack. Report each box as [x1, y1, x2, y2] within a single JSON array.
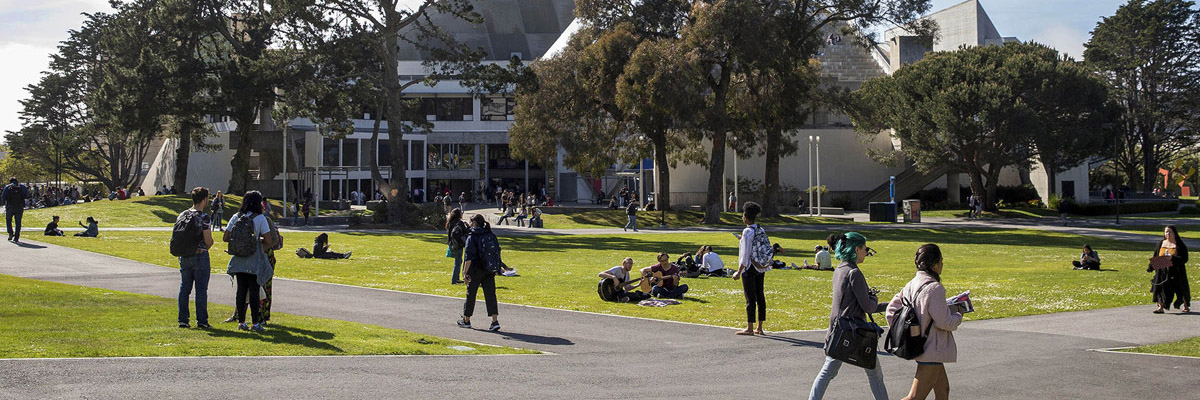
[[226, 213, 259, 257], [885, 281, 936, 360], [169, 210, 204, 257], [469, 229, 504, 274], [447, 222, 468, 250]]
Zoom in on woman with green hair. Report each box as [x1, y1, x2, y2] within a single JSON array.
[[809, 232, 889, 400]]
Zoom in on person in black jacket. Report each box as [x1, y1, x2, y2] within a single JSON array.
[[446, 208, 468, 285], [1149, 225, 1190, 313], [458, 214, 501, 332], [311, 233, 350, 259], [44, 216, 64, 236], [623, 199, 639, 232], [2, 177, 30, 242]]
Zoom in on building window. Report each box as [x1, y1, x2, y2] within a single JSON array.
[[435, 98, 472, 121], [420, 98, 436, 120], [410, 140, 424, 171], [323, 138, 339, 167], [427, 143, 474, 170], [342, 139, 359, 167], [378, 139, 392, 166], [482, 97, 515, 121]]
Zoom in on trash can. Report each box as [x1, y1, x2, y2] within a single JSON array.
[[903, 200, 921, 223], [868, 202, 898, 223]]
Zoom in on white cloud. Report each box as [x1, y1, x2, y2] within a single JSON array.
[[1030, 24, 1089, 60], [0, 43, 55, 136]]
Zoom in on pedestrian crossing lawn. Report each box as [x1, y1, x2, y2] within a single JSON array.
[[38, 227, 1164, 331], [0, 275, 535, 358]]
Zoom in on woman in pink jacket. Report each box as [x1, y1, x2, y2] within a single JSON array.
[[887, 244, 963, 400]]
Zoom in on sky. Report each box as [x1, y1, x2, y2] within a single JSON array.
[[0, 0, 1129, 141]]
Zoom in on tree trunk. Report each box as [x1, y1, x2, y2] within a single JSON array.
[[1046, 168, 1057, 197], [382, 33, 410, 225], [368, 104, 391, 199], [227, 112, 256, 195], [702, 65, 732, 225], [172, 125, 192, 193], [967, 167, 986, 211], [652, 129, 671, 210], [984, 165, 1002, 212], [1141, 130, 1156, 192], [762, 129, 782, 217]]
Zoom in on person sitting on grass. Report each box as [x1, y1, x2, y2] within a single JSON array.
[[796, 244, 834, 271], [598, 257, 652, 303], [641, 251, 688, 299], [698, 245, 728, 277], [311, 233, 350, 259], [44, 216, 64, 236], [74, 217, 98, 237], [679, 252, 704, 278], [1072, 245, 1101, 270]]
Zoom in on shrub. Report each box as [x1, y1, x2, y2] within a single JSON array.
[[1181, 206, 1200, 215], [995, 185, 1040, 205], [1066, 201, 1179, 216], [831, 195, 853, 209]]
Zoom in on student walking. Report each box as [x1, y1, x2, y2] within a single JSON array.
[[446, 208, 468, 285], [1150, 225, 1190, 313], [457, 214, 502, 332], [2, 177, 30, 243], [171, 188, 215, 329], [887, 244, 963, 400], [222, 191, 275, 332], [623, 199, 639, 232], [733, 202, 772, 336], [212, 191, 226, 231], [809, 232, 889, 400]]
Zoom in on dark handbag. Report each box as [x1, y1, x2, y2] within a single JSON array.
[[826, 312, 883, 369]]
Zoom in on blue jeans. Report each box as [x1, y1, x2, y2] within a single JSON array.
[[178, 253, 211, 325], [809, 356, 887, 400], [5, 209, 22, 240], [451, 248, 464, 283], [651, 284, 688, 299], [625, 215, 637, 231]]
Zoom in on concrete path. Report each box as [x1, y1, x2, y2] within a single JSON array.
[[1, 239, 1198, 399]]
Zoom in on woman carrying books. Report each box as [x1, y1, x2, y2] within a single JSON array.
[[1149, 225, 1189, 314], [886, 244, 963, 400]]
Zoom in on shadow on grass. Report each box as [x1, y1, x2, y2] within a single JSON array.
[[489, 330, 574, 346], [204, 323, 343, 352]]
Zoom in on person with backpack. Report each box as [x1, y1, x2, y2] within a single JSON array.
[[222, 191, 275, 332], [732, 202, 772, 335], [623, 199, 639, 232], [171, 187, 215, 329], [446, 208, 468, 285], [457, 214, 502, 332], [809, 232, 889, 400], [886, 244, 963, 400], [2, 177, 30, 243]]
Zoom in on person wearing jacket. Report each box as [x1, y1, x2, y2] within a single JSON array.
[[222, 191, 275, 332], [733, 201, 770, 336], [887, 244, 963, 400], [1150, 225, 1190, 313], [446, 208, 468, 285], [457, 214, 501, 332], [809, 232, 889, 400], [623, 199, 639, 232]]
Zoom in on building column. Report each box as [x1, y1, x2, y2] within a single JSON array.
[[946, 173, 961, 205]]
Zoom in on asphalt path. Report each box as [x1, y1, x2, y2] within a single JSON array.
[[1, 238, 1198, 399]]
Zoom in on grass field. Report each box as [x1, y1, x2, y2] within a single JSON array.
[[0, 194, 349, 228], [919, 208, 1057, 219], [531, 209, 855, 229], [1106, 225, 1200, 241], [37, 227, 1161, 331], [0, 274, 533, 358], [1119, 336, 1200, 358]]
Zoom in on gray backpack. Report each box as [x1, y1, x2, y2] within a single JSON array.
[[226, 213, 258, 257]]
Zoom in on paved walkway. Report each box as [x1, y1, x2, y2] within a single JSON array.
[[1, 239, 1198, 399]]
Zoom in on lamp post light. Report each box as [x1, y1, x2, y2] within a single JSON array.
[[808, 135, 814, 217], [815, 136, 822, 216], [732, 135, 739, 213]]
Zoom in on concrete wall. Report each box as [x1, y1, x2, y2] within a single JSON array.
[[1031, 162, 1091, 204], [667, 129, 907, 206]]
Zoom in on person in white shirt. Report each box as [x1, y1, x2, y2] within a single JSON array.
[[797, 244, 834, 271], [597, 257, 650, 303], [697, 245, 727, 277], [733, 202, 770, 336]]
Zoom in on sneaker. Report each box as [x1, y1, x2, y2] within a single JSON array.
[[251, 323, 266, 332], [223, 316, 237, 323], [344, 251, 352, 259], [197, 323, 212, 329], [488, 321, 501, 332], [178, 323, 190, 328], [456, 317, 471, 328], [791, 262, 800, 269], [238, 323, 249, 331]]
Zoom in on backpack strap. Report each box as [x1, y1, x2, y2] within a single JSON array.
[[907, 280, 938, 336]]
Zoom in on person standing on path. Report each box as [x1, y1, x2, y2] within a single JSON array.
[[887, 244, 963, 400], [2, 177, 30, 243], [809, 232, 889, 400], [733, 202, 771, 336], [624, 199, 639, 232], [258, 199, 283, 325], [446, 208, 468, 285], [457, 214, 501, 332], [174, 188, 214, 329], [1150, 225, 1190, 313], [222, 191, 275, 332], [727, 192, 736, 212], [212, 191, 226, 232]]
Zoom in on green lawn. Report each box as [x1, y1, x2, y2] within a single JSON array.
[[534, 209, 854, 229], [2, 195, 244, 228], [38, 228, 1161, 331], [0, 274, 533, 358], [1119, 337, 1200, 358], [1106, 225, 1200, 241], [920, 208, 1058, 219]]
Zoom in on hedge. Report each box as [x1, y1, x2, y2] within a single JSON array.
[[1066, 201, 1179, 216]]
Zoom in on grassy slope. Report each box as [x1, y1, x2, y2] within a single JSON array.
[[1120, 337, 1200, 358], [0, 274, 533, 358], [39, 228, 1161, 331], [533, 209, 856, 229], [5, 195, 244, 228]]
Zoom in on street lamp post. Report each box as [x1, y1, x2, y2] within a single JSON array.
[[816, 136, 822, 216], [808, 136, 814, 217], [732, 136, 739, 213], [282, 126, 288, 219]]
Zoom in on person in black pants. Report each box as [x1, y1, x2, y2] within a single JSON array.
[[2, 178, 30, 243], [457, 214, 501, 332], [733, 202, 770, 336], [1072, 245, 1101, 270]]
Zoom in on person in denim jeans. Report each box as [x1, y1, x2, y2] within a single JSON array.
[[177, 187, 214, 329]]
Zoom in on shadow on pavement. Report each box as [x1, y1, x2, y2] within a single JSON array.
[[490, 331, 574, 346], [755, 334, 823, 348], [12, 241, 47, 249]]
